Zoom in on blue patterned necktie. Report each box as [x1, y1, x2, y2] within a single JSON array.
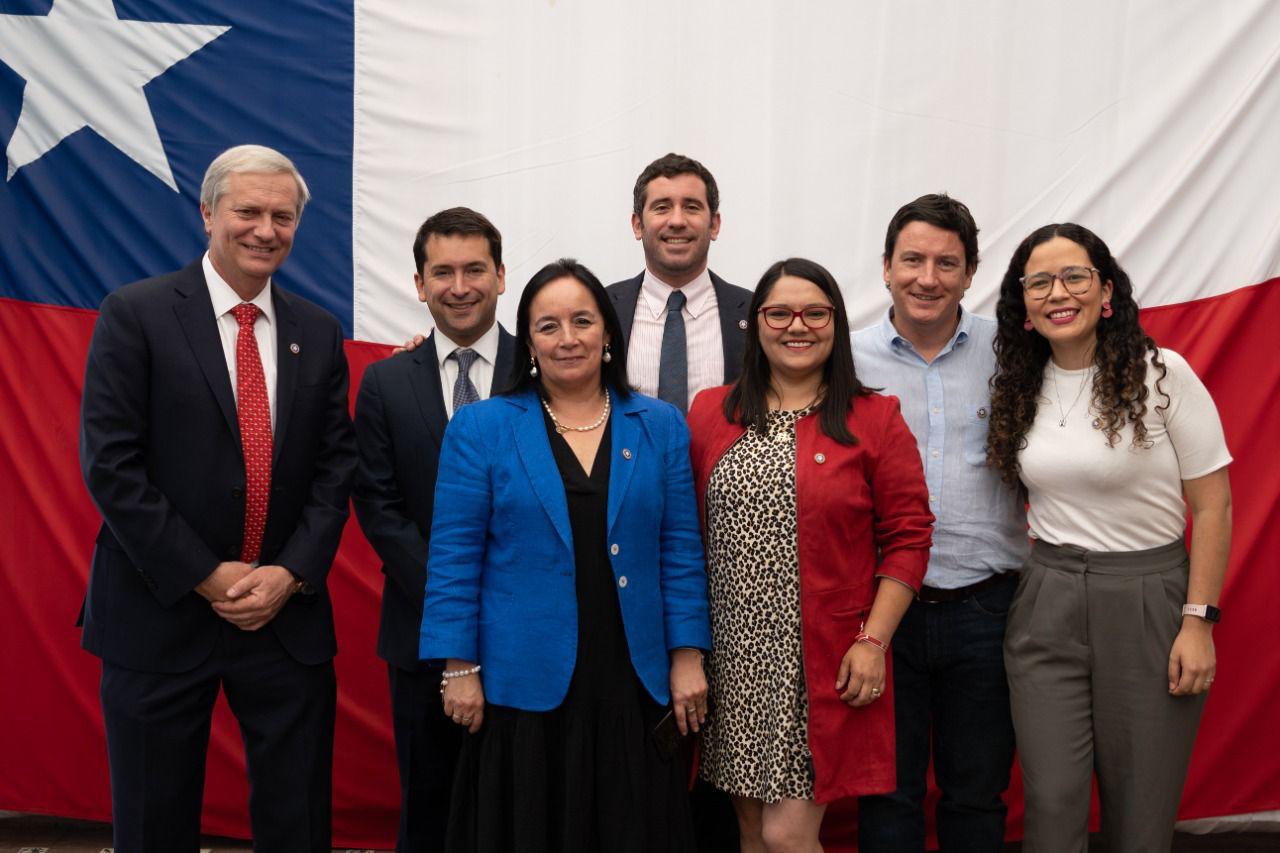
[[657, 289, 688, 414], [450, 348, 481, 412]]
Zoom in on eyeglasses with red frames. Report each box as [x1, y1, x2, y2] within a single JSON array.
[[758, 305, 835, 330]]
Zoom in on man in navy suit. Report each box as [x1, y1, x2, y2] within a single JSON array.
[[607, 153, 752, 415], [79, 145, 357, 852], [608, 153, 747, 850], [353, 207, 514, 853]]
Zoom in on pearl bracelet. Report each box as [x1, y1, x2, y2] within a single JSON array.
[[438, 663, 481, 695]]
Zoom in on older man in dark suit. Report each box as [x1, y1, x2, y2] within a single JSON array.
[[353, 207, 514, 853], [79, 144, 356, 852], [607, 153, 752, 415]]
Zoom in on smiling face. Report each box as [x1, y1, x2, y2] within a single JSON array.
[[631, 173, 721, 287], [415, 233, 506, 347], [757, 275, 836, 387], [528, 276, 610, 396], [883, 220, 973, 345], [1023, 236, 1113, 367], [201, 171, 300, 299]]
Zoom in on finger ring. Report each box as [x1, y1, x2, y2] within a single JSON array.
[[452, 714, 462, 721], [870, 688, 882, 697], [686, 706, 697, 713]]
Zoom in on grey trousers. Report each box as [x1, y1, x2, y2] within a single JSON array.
[[1004, 538, 1206, 853]]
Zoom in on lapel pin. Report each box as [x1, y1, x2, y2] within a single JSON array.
[[289, 342, 301, 354], [814, 452, 827, 464], [622, 448, 633, 460], [977, 406, 987, 419], [738, 319, 748, 330]]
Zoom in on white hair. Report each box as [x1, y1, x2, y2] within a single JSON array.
[[199, 144, 311, 216]]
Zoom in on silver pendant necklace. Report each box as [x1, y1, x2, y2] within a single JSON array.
[[1051, 361, 1094, 428]]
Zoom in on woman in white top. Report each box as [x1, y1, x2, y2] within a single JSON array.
[[986, 223, 1231, 853]]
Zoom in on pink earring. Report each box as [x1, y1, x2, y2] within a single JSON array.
[[1101, 301, 1113, 318], [1023, 317, 1034, 331]]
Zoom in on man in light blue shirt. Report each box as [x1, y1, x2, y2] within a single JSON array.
[[853, 194, 1028, 852]]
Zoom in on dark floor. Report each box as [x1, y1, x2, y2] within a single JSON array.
[[1, 812, 1276, 852], [0, 812, 377, 852]]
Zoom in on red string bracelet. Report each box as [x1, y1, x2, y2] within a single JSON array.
[[854, 622, 889, 653]]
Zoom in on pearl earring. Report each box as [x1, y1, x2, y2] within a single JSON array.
[[1023, 317, 1034, 331], [602, 343, 612, 364], [529, 356, 538, 378], [1101, 301, 1113, 318]]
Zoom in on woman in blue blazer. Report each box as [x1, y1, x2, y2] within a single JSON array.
[[420, 258, 711, 852]]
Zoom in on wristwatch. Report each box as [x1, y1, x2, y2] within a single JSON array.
[[1181, 603, 1221, 623]]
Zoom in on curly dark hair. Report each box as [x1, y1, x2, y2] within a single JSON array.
[[987, 223, 1167, 486]]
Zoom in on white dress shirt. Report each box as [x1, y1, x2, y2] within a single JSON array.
[[204, 253, 278, 431], [434, 322, 501, 420], [626, 268, 725, 408]]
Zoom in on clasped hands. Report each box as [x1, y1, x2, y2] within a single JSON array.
[[197, 561, 298, 631]]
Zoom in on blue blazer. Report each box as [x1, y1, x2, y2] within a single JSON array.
[[419, 387, 711, 710]]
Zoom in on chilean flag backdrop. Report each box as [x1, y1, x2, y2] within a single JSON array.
[[1, 0, 1277, 847]]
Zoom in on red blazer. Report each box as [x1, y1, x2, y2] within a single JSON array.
[[688, 386, 933, 802]]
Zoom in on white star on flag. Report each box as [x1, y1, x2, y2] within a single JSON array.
[[0, 0, 228, 190]]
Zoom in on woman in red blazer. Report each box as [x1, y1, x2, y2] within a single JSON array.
[[687, 257, 933, 852]]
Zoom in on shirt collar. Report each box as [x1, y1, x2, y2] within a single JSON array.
[[433, 321, 501, 370], [881, 304, 972, 356], [639, 267, 715, 320], [203, 252, 275, 326]]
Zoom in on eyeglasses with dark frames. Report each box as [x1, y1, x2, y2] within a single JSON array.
[[1020, 266, 1099, 300], [758, 305, 835, 330]]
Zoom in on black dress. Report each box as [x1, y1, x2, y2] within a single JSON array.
[[445, 412, 696, 853]]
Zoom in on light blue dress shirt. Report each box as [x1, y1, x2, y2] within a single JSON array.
[[852, 308, 1028, 588]]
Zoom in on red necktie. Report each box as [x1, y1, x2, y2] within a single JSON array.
[[232, 303, 272, 564]]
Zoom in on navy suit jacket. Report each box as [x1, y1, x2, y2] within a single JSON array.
[[606, 269, 753, 385], [419, 388, 712, 710], [79, 260, 357, 673], [352, 328, 516, 669]]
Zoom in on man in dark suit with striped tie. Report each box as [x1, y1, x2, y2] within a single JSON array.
[[607, 153, 752, 415], [353, 207, 515, 853]]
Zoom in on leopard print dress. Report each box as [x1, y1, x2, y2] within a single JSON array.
[[699, 408, 814, 802]]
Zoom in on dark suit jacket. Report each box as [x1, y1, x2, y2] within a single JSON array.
[[352, 328, 516, 670], [79, 259, 357, 673], [606, 270, 753, 385]]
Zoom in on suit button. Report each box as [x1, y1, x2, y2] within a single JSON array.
[[228, 545, 241, 559], [618, 575, 628, 588], [610, 543, 620, 556], [231, 486, 244, 499]]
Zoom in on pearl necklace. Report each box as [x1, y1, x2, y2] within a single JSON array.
[[542, 393, 610, 434], [1051, 361, 1094, 428]]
